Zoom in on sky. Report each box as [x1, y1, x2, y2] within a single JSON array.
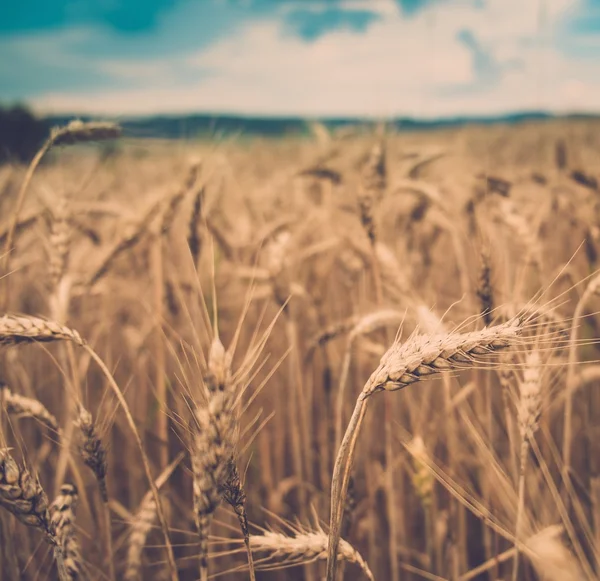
[[1, 0, 599, 118]]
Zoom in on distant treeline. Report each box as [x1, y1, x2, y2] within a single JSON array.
[[0, 105, 49, 164], [45, 111, 599, 141], [2, 102, 599, 164]]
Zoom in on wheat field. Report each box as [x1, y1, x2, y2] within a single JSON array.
[[1, 117, 600, 581]]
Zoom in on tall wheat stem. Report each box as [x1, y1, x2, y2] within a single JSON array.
[[83, 346, 178, 581], [563, 274, 600, 492]]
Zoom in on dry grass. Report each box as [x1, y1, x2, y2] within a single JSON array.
[[1, 118, 600, 581]]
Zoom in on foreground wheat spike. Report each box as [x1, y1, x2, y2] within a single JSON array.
[[0, 448, 55, 542], [125, 454, 183, 581], [192, 335, 239, 581], [248, 527, 374, 580], [220, 458, 255, 581], [326, 317, 524, 581], [1, 384, 60, 433], [364, 317, 522, 396], [0, 314, 84, 346], [74, 405, 108, 502], [50, 484, 84, 581]]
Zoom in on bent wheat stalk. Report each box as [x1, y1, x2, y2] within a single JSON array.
[[83, 346, 178, 581], [1, 120, 120, 308], [325, 317, 524, 581]]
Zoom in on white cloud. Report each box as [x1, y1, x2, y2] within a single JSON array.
[[29, 0, 600, 117]]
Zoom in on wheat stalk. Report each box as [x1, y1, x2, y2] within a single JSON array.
[[48, 194, 73, 322], [512, 350, 543, 581], [0, 447, 55, 540], [326, 317, 524, 581], [563, 272, 600, 492]]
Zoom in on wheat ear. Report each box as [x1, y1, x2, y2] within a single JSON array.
[[249, 526, 374, 580], [48, 194, 73, 322], [0, 314, 84, 346], [407, 435, 436, 567], [326, 317, 524, 581], [73, 404, 113, 581], [192, 335, 238, 581], [220, 457, 256, 581], [187, 186, 205, 266], [0, 448, 71, 580], [1, 384, 60, 434], [50, 483, 85, 581], [0, 314, 176, 579], [512, 350, 542, 581], [74, 405, 107, 502], [0, 447, 55, 540], [124, 453, 183, 581], [476, 247, 494, 326]]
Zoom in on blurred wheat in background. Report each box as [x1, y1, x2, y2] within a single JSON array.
[[0, 113, 600, 581]]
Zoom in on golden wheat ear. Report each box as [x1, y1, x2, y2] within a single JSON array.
[[0, 314, 85, 346], [50, 484, 86, 581]]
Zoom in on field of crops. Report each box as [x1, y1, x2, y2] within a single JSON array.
[[1, 117, 600, 581]]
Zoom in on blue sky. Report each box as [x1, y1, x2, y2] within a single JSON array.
[[1, 0, 599, 117]]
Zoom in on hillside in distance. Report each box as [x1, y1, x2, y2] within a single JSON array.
[[43, 110, 599, 140]]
